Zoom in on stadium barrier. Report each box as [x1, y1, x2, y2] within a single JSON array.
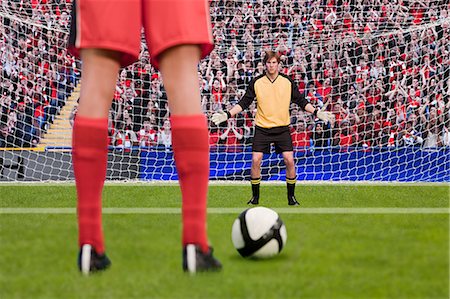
[[140, 146, 449, 182], [1, 147, 448, 182], [0, 148, 139, 181]]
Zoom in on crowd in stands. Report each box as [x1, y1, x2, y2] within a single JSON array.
[[1, 0, 450, 151], [0, 0, 78, 147]]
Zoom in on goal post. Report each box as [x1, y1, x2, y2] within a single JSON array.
[[0, 1, 449, 182]]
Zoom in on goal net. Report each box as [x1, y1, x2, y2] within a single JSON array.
[[0, 0, 449, 182]]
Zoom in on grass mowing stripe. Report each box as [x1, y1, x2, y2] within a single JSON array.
[[1, 207, 449, 214]]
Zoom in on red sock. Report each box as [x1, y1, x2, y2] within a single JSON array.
[[72, 115, 108, 254], [171, 115, 209, 253]]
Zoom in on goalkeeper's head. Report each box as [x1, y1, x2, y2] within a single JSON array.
[[263, 51, 280, 76]]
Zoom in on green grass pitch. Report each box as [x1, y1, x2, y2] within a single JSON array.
[[0, 184, 449, 299]]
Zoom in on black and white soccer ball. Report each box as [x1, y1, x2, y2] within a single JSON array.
[[231, 207, 287, 258]]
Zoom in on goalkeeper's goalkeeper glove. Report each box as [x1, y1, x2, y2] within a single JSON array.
[[314, 106, 335, 125], [211, 111, 231, 125]]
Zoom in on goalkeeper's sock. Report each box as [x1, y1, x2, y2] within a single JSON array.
[[251, 177, 261, 199], [72, 115, 108, 255], [286, 176, 297, 198], [171, 115, 209, 254]]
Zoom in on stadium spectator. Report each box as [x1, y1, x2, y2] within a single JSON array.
[[378, 124, 392, 148], [334, 121, 356, 149], [219, 117, 243, 152], [291, 121, 311, 149], [0, 123, 9, 147], [209, 70, 227, 111], [423, 118, 442, 148], [157, 119, 172, 151], [112, 124, 126, 149], [208, 127, 221, 149], [69, 104, 77, 127], [443, 121, 450, 147], [400, 121, 424, 146], [138, 120, 158, 147], [312, 121, 331, 148]]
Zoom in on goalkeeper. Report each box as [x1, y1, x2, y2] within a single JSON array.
[[212, 51, 334, 205]]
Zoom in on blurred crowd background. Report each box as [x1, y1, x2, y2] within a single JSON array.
[[1, 0, 449, 150]]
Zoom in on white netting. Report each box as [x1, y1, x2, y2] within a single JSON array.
[[0, 0, 449, 181]]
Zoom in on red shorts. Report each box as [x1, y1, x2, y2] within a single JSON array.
[[68, 0, 214, 69]]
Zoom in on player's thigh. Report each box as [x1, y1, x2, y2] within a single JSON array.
[[77, 49, 122, 117], [142, 0, 214, 69], [274, 128, 294, 154], [69, 0, 142, 67]]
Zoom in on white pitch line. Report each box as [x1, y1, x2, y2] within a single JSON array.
[[0, 207, 448, 214]]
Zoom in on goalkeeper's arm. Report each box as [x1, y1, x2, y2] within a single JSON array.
[[211, 104, 243, 125], [212, 77, 257, 125], [303, 102, 335, 125], [289, 77, 334, 125]]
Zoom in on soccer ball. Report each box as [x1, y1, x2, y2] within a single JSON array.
[[231, 207, 287, 258]]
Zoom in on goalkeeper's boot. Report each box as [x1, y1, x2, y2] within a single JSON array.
[[247, 196, 259, 205], [183, 244, 222, 273], [78, 244, 111, 275], [288, 195, 300, 206]]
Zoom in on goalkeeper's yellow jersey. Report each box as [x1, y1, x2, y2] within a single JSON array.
[[237, 73, 308, 129]]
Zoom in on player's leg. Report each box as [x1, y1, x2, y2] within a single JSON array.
[[73, 49, 121, 274], [248, 152, 263, 205], [68, 0, 141, 274], [158, 45, 221, 273], [248, 126, 270, 205], [282, 151, 299, 206], [274, 127, 298, 205], [144, 0, 218, 273]]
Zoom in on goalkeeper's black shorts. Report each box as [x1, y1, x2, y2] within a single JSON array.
[[252, 125, 293, 154]]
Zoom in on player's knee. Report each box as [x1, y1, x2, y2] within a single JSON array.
[[252, 157, 262, 166], [284, 157, 295, 168]]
